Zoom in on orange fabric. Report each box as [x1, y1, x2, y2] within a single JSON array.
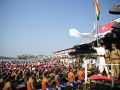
[[68, 72, 75, 82], [55, 75, 60, 87], [42, 77, 47, 90], [3, 84, 12, 90], [94, 0, 100, 14], [2, 87, 11, 90], [77, 71, 84, 80], [3, 87, 8, 90], [27, 80, 33, 90]]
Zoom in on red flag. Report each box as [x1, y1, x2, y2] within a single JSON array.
[[99, 22, 114, 33]]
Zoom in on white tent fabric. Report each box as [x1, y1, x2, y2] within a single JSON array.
[[69, 18, 120, 45], [69, 28, 96, 45]]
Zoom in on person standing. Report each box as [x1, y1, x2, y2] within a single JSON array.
[[93, 43, 110, 77], [3, 80, 12, 90], [54, 70, 61, 90], [110, 43, 120, 78], [77, 68, 84, 90], [68, 68, 76, 90], [27, 73, 35, 90], [104, 45, 111, 70], [68, 68, 75, 82], [42, 71, 54, 90], [77, 68, 84, 81]]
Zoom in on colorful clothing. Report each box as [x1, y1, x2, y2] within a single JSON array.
[[68, 72, 75, 82]]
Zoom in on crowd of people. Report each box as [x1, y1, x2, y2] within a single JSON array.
[[0, 58, 88, 90], [0, 43, 120, 90]]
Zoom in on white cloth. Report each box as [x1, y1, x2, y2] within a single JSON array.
[[94, 47, 109, 75], [56, 86, 61, 90], [97, 56, 109, 74], [94, 47, 105, 55], [69, 28, 96, 44]]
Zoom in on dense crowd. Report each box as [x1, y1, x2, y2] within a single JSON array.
[[0, 43, 120, 90], [0, 59, 91, 90]]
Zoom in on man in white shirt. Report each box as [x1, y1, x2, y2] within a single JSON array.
[[93, 43, 110, 77]]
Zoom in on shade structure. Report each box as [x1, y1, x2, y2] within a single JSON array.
[[109, 3, 120, 14], [112, 22, 120, 29]]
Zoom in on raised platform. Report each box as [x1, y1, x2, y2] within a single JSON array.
[[89, 74, 120, 83]]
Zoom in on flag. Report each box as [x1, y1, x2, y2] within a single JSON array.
[[99, 22, 114, 33], [94, 0, 100, 20]]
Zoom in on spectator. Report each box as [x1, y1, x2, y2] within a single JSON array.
[[54, 70, 61, 90], [68, 68, 75, 82], [42, 71, 54, 90], [27, 72, 35, 90], [2, 79, 12, 90], [110, 43, 120, 78]]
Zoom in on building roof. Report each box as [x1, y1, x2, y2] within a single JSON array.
[[53, 47, 75, 54], [109, 3, 120, 14]]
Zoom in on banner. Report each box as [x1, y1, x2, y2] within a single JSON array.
[[99, 22, 114, 33]]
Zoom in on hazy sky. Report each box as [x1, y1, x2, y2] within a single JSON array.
[[0, 0, 120, 57]]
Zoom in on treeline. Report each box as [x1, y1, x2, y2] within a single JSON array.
[[0, 56, 16, 60], [0, 55, 50, 60], [17, 54, 49, 60]]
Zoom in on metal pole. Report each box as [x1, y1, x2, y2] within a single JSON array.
[[96, 21, 99, 46], [85, 60, 88, 82], [93, 0, 99, 46], [111, 63, 114, 88]]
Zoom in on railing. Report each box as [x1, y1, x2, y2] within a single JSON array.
[[84, 61, 120, 87]]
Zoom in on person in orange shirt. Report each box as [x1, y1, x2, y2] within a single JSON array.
[[68, 68, 75, 82], [77, 68, 84, 81], [3, 80, 12, 90], [42, 71, 54, 90], [77, 68, 85, 90], [27, 73, 35, 90], [54, 70, 61, 90]]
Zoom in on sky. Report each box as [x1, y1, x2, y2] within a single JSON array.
[[0, 0, 120, 57]]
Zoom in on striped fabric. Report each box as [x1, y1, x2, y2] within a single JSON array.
[[94, 0, 100, 20]]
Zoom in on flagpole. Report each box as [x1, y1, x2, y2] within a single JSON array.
[[96, 17, 99, 46], [93, 0, 99, 46], [94, 10, 98, 46]]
